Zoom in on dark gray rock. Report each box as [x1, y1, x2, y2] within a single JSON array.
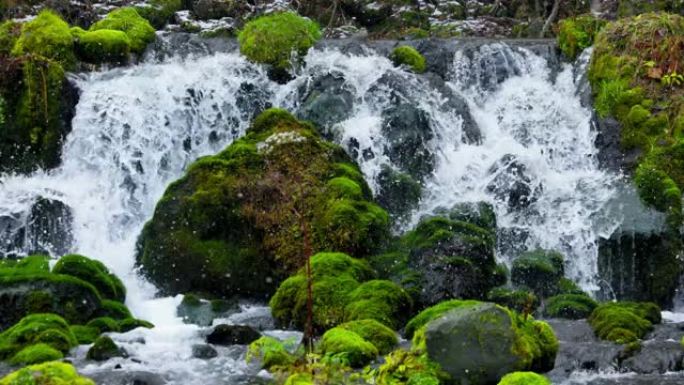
[[297, 72, 355, 130], [86, 370, 167, 385], [206, 324, 261, 346], [192, 344, 218, 359], [486, 154, 541, 211], [87, 336, 128, 361], [622, 340, 684, 374]]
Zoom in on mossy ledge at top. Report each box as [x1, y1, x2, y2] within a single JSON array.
[[136, 108, 389, 299]]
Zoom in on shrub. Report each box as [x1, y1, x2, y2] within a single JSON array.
[[390, 45, 426, 73], [90, 8, 156, 54], [238, 12, 321, 70], [557, 15, 606, 60]]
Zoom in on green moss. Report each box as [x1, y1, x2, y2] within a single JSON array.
[[557, 15, 606, 60], [86, 336, 123, 361], [511, 249, 565, 297], [390, 45, 426, 73], [404, 299, 480, 339], [69, 325, 100, 345], [11, 10, 75, 68], [0, 255, 51, 276], [544, 294, 598, 319], [487, 287, 539, 313], [337, 319, 397, 354], [588, 301, 661, 343], [284, 373, 313, 385], [99, 300, 132, 320], [0, 362, 94, 385], [343, 280, 412, 329], [634, 162, 682, 220], [0, 20, 21, 56], [75, 29, 131, 64], [238, 12, 321, 70], [0, 313, 77, 360], [9, 343, 63, 365], [375, 349, 445, 385], [90, 8, 156, 54], [497, 372, 551, 385], [118, 318, 154, 332], [319, 328, 378, 368], [86, 317, 121, 333], [247, 336, 296, 369], [135, 0, 182, 29], [53, 254, 126, 302], [326, 177, 364, 200]]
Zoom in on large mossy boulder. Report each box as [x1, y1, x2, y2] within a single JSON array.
[[52, 254, 126, 302], [270, 252, 410, 332], [588, 301, 661, 344], [414, 301, 558, 384], [0, 362, 94, 385], [0, 313, 78, 363], [137, 109, 389, 299], [89, 8, 156, 54]]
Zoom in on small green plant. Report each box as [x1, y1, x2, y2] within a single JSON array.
[[662, 71, 684, 87], [238, 12, 321, 71]]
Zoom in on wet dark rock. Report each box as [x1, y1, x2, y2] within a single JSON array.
[[191, 344, 218, 359], [296, 72, 355, 130], [86, 370, 167, 385], [375, 165, 422, 222], [191, 0, 250, 21], [594, 116, 641, 172], [622, 340, 684, 374], [206, 324, 261, 346], [43, 0, 100, 28], [486, 154, 541, 211], [177, 296, 238, 327], [87, 336, 128, 361]]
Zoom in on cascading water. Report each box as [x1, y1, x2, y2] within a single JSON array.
[[0, 37, 624, 383]]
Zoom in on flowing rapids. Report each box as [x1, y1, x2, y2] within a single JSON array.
[[0, 38, 628, 383]]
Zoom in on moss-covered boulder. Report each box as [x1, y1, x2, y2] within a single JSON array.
[[544, 293, 598, 319], [0, 314, 77, 362], [497, 372, 551, 385], [87, 335, 125, 361], [319, 327, 378, 368], [74, 29, 131, 64], [487, 287, 540, 314], [52, 254, 126, 303], [0, 362, 94, 385], [11, 10, 76, 68], [336, 319, 397, 354], [135, 0, 183, 29], [588, 301, 661, 343], [416, 301, 558, 384], [137, 109, 389, 299], [8, 343, 63, 365], [238, 12, 321, 75], [270, 252, 410, 332], [511, 249, 565, 297], [389, 45, 426, 73], [247, 336, 296, 369], [89, 8, 156, 54], [589, 13, 684, 228]]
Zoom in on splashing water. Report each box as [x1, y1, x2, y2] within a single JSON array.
[[0, 40, 621, 383]]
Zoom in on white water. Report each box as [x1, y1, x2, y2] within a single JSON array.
[[0, 41, 621, 383]]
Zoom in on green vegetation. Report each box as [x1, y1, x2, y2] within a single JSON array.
[[86, 317, 121, 333], [319, 328, 378, 368], [53, 254, 126, 302], [238, 12, 321, 70], [389, 46, 426, 73], [589, 13, 684, 227], [11, 10, 76, 68], [557, 15, 607, 60], [135, 0, 183, 29], [9, 343, 63, 365], [70, 325, 100, 344], [544, 293, 598, 319], [343, 280, 412, 329], [511, 249, 565, 297], [0, 362, 95, 385], [138, 109, 389, 299], [487, 287, 539, 313], [87, 336, 124, 361], [74, 29, 131, 64], [0, 314, 77, 361], [336, 319, 398, 354], [497, 372, 551, 385], [588, 301, 661, 343], [247, 336, 296, 369], [90, 8, 156, 54]]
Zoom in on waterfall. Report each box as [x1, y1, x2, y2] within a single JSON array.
[[0, 38, 621, 383]]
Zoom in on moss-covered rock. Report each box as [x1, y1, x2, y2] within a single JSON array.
[[487, 287, 540, 314], [589, 13, 684, 227], [69, 325, 100, 345], [137, 109, 389, 299], [11, 10, 76, 68], [497, 372, 551, 385], [420, 302, 558, 384], [118, 318, 154, 332], [52, 254, 126, 302], [247, 336, 296, 369], [588, 301, 661, 343], [557, 15, 606, 60], [271, 252, 407, 332], [511, 249, 565, 297], [87, 336, 125, 361], [389, 45, 426, 74], [238, 12, 321, 73], [74, 29, 131, 64], [86, 317, 121, 333], [375, 348, 444, 385], [318, 327, 378, 368], [89, 8, 156, 54], [337, 319, 397, 354], [404, 299, 481, 340], [9, 343, 63, 365], [0, 362, 94, 385], [135, 0, 183, 29], [544, 293, 598, 319], [0, 314, 77, 362]]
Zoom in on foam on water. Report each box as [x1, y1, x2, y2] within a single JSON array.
[[0, 42, 623, 383]]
